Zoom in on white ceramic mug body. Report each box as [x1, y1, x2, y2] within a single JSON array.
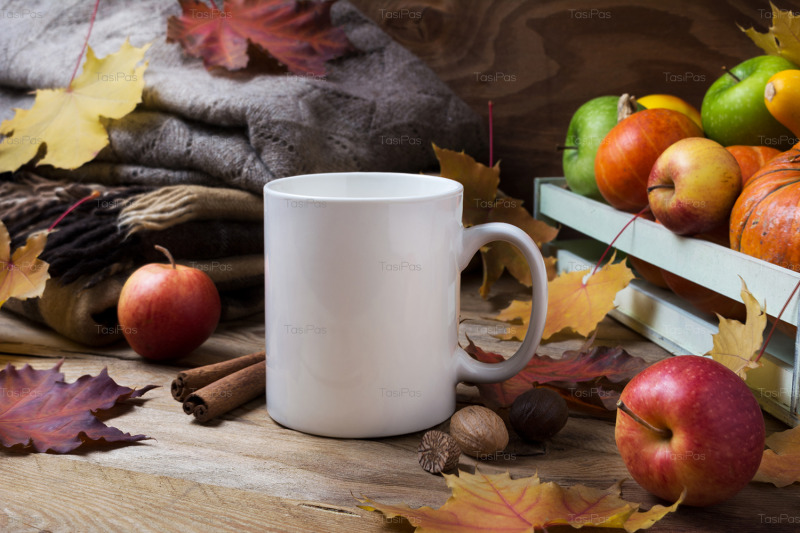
[[264, 173, 547, 438]]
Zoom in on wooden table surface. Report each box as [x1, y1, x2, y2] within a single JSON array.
[[0, 275, 798, 533]]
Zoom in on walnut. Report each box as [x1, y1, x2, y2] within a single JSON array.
[[449, 405, 509, 459], [418, 430, 461, 474]]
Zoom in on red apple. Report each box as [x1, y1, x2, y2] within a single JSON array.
[[595, 108, 703, 212], [647, 138, 742, 235], [118, 246, 221, 360], [615, 355, 765, 507]]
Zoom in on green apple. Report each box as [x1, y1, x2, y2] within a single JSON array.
[[701, 55, 798, 148], [562, 95, 620, 200]]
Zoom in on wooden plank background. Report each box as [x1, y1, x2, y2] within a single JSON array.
[[349, 0, 796, 203]]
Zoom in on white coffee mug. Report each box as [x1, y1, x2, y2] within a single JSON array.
[[264, 172, 547, 438]]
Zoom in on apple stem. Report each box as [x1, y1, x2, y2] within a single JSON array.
[[646, 184, 675, 193], [722, 66, 741, 83], [556, 145, 578, 151], [756, 277, 800, 362], [48, 190, 101, 231], [588, 205, 651, 279], [155, 245, 177, 269], [617, 399, 672, 438]]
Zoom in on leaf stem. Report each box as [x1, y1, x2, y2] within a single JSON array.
[[556, 145, 578, 151], [488, 100, 494, 168], [67, 0, 101, 88], [617, 399, 672, 438], [589, 205, 650, 278], [48, 191, 100, 231], [756, 277, 800, 362]]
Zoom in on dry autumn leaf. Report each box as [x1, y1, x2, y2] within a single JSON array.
[[167, 0, 353, 75], [706, 278, 765, 379], [0, 220, 50, 308], [433, 144, 559, 297], [493, 252, 634, 341], [482, 201, 559, 295], [466, 335, 648, 409], [0, 39, 150, 173], [753, 425, 800, 487], [740, 2, 800, 66], [540, 381, 621, 417], [359, 470, 683, 532], [0, 360, 156, 453]]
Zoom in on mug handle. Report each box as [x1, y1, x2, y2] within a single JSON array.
[[455, 223, 548, 383]]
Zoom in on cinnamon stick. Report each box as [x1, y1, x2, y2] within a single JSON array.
[[183, 360, 266, 423], [171, 350, 265, 402]]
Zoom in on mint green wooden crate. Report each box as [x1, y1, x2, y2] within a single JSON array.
[[534, 178, 800, 427]]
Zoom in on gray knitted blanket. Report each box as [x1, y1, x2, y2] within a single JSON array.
[[0, 0, 484, 192]]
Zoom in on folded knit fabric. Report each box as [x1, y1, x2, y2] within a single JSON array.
[[0, 0, 485, 191], [0, 0, 485, 345]]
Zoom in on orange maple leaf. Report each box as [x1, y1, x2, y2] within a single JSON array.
[[359, 470, 683, 532], [0, 220, 50, 308], [753, 425, 800, 487], [492, 253, 634, 341]]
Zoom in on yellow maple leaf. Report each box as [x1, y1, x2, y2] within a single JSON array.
[[0, 220, 50, 307], [740, 2, 800, 67], [706, 278, 765, 379], [433, 143, 499, 227], [359, 470, 683, 532], [493, 253, 634, 341], [489, 299, 531, 341], [433, 144, 558, 297], [0, 39, 150, 172], [753, 425, 800, 487], [480, 200, 559, 298]]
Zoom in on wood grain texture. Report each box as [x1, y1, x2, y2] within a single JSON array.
[[0, 275, 798, 531], [0, 453, 390, 532], [349, 0, 793, 205]]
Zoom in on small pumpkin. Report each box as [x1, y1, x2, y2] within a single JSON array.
[[765, 69, 800, 139], [725, 145, 781, 187], [730, 142, 800, 272]]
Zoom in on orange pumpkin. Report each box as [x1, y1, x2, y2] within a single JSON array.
[[730, 142, 800, 272]]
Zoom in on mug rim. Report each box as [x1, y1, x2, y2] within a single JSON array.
[[264, 172, 463, 203]]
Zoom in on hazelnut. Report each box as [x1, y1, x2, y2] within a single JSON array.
[[509, 387, 569, 442], [449, 405, 509, 458], [418, 430, 461, 474]]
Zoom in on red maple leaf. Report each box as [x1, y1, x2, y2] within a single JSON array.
[[166, 0, 354, 74], [0, 361, 157, 453], [465, 336, 649, 408]]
